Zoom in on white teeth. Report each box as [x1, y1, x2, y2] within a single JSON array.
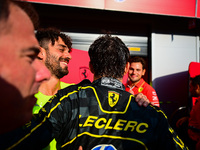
[[61, 62, 68, 65]]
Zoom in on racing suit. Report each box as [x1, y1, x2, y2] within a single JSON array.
[[33, 81, 73, 150], [1, 77, 187, 150]]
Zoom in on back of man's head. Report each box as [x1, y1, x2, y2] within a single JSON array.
[[88, 35, 130, 79], [36, 27, 72, 51]]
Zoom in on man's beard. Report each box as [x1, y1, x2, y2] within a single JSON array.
[[45, 53, 69, 79]]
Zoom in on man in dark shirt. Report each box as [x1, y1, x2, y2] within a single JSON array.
[[2, 35, 187, 150]]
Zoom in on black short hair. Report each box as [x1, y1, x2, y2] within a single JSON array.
[[36, 27, 72, 51], [129, 56, 146, 70], [89, 35, 130, 79], [0, 0, 39, 29], [0, 0, 9, 21], [13, 1, 39, 29]]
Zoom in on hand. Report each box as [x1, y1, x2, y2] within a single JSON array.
[[135, 93, 150, 107], [129, 90, 134, 95], [78, 146, 83, 150]]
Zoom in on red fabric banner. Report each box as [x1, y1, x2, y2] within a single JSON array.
[[27, 0, 104, 9], [105, 0, 196, 17], [61, 48, 93, 84], [26, 0, 197, 17], [61, 48, 128, 85]]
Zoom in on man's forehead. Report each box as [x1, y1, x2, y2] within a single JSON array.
[[48, 40, 68, 50], [58, 36, 66, 44], [131, 62, 142, 66], [54, 37, 67, 47]]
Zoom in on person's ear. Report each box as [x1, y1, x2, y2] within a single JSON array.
[[142, 69, 146, 76], [38, 47, 46, 60], [89, 61, 94, 73], [124, 62, 130, 75]]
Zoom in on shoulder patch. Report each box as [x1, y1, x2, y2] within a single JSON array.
[[108, 91, 119, 107], [138, 87, 144, 92]]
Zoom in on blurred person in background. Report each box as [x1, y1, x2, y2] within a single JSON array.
[[176, 75, 200, 150], [125, 56, 160, 107]]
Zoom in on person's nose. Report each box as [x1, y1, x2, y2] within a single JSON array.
[[132, 69, 136, 74], [64, 50, 72, 60], [34, 59, 51, 83]]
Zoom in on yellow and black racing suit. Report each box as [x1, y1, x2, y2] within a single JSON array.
[[1, 77, 188, 150]]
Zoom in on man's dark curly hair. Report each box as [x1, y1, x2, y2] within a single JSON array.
[[89, 35, 130, 79], [36, 27, 72, 51]]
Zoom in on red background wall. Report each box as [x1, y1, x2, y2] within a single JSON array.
[[61, 48, 128, 85]]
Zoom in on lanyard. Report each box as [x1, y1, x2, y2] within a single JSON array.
[[127, 85, 135, 91], [128, 81, 145, 92]]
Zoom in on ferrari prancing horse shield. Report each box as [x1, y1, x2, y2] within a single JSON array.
[[108, 91, 119, 107]]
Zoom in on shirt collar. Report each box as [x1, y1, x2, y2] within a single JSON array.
[[126, 78, 144, 88], [93, 77, 125, 90]]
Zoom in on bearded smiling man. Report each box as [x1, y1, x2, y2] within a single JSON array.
[[33, 27, 73, 115], [33, 27, 73, 150], [44, 39, 71, 79]]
